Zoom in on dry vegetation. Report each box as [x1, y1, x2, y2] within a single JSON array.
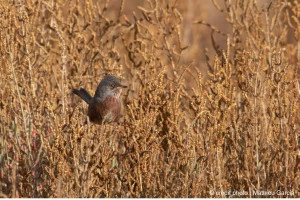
[[0, 0, 299, 198]]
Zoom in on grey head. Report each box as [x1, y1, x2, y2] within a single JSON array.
[[94, 75, 127, 102]]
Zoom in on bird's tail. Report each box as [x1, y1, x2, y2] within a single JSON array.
[[72, 88, 93, 104]]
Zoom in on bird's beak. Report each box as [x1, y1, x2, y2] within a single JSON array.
[[118, 84, 127, 88]]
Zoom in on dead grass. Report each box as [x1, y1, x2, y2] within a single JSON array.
[[0, 0, 299, 198]]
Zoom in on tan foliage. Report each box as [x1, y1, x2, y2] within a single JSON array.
[[0, 0, 299, 197]]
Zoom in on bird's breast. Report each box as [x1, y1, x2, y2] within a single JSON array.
[[88, 96, 121, 124]]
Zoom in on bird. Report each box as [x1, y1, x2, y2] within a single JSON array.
[[72, 75, 127, 124]]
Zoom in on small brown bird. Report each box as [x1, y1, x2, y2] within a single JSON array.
[[72, 75, 127, 124]]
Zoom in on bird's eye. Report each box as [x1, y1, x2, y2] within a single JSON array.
[[110, 83, 115, 89]]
